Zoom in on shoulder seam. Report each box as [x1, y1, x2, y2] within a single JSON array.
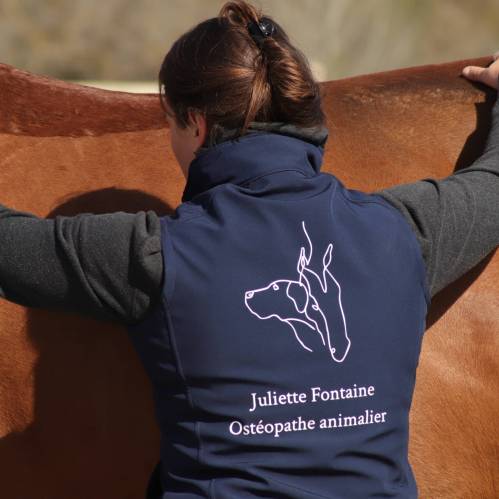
[[340, 189, 431, 307], [373, 194, 432, 307]]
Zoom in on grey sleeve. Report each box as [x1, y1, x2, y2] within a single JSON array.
[[0, 206, 164, 324], [373, 90, 499, 299]]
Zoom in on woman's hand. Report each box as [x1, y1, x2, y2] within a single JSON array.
[[462, 51, 499, 89]]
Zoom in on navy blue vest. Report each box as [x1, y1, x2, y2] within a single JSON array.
[[127, 130, 430, 498]]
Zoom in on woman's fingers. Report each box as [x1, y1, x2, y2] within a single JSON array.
[[462, 52, 499, 89], [462, 66, 486, 79]]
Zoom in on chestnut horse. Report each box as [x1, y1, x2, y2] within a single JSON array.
[[0, 57, 498, 498]]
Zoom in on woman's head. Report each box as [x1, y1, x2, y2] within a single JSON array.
[[159, 0, 326, 175]]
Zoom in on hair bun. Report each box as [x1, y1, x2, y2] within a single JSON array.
[[159, 0, 326, 143]]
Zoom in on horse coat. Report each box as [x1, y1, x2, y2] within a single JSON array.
[[0, 57, 498, 498]]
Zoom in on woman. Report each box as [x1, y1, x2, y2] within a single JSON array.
[[1, 1, 498, 497]]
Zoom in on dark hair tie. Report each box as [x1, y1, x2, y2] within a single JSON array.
[[247, 17, 276, 47]]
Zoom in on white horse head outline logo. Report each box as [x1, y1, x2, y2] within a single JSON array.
[[244, 220, 351, 362]]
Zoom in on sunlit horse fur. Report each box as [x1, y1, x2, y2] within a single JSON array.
[[0, 57, 498, 498]]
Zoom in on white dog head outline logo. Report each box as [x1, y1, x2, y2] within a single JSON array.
[[244, 220, 351, 363]]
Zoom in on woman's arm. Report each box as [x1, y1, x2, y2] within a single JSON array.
[[0, 206, 164, 324], [373, 61, 499, 300]]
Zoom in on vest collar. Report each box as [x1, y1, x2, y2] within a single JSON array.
[[181, 122, 329, 203]]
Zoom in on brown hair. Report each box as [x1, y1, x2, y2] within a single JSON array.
[[158, 0, 326, 147]]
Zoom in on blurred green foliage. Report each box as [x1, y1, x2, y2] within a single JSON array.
[[0, 0, 497, 82]]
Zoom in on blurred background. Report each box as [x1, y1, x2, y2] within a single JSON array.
[[0, 0, 497, 93]]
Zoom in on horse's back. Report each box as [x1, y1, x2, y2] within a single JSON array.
[[0, 57, 498, 498]]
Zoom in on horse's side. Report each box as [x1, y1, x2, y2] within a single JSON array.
[[0, 58, 497, 498]]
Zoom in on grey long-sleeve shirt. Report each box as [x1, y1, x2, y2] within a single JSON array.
[[1, 91, 499, 325]]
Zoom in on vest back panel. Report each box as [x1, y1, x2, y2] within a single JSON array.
[[127, 167, 429, 499]]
